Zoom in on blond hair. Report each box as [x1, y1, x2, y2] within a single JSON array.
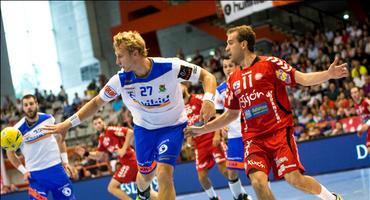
[[113, 31, 148, 56], [227, 25, 256, 52]]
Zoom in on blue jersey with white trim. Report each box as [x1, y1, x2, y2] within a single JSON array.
[[99, 57, 202, 130], [14, 113, 61, 171], [215, 81, 242, 139]]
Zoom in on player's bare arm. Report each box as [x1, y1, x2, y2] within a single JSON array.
[[185, 109, 240, 137], [6, 150, 31, 180], [295, 57, 349, 86], [42, 95, 108, 138], [54, 134, 74, 177], [198, 68, 217, 123]]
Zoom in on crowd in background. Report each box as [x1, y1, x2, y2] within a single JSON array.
[[1, 19, 369, 193]]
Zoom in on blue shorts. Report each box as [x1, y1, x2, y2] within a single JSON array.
[[28, 163, 75, 200], [226, 137, 245, 171], [134, 122, 186, 174]]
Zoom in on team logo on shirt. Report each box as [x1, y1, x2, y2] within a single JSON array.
[[243, 102, 269, 120], [275, 69, 291, 84], [104, 86, 117, 98], [178, 65, 193, 80], [159, 84, 166, 93], [233, 81, 240, 90]]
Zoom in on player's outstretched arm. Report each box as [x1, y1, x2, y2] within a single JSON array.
[[198, 68, 217, 123], [184, 109, 240, 137], [295, 57, 349, 86], [6, 150, 31, 180], [43, 95, 108, 138]]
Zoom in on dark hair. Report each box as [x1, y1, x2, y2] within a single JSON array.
[[92, 115, 103, 121], [22, 94, 37, 102]]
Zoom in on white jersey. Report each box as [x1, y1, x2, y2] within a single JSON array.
[[14, 113, 61, 172], [215, 81, 242, 139], [99, 57, 201, 130]]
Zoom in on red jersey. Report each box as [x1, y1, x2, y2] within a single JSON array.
[[225, 56, 296, 139], [185, 94, 215, 147], [97, 126, 136, 163], [354, 98, 370, 123]]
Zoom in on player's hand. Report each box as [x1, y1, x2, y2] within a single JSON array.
[[42, 121, 71, 136], [220, 127, 229, 138], [199, 100, 215, 123], [116, 148, 127, 157], [184, 126, 206, 137], [63, 163, 75, 178], [327, 57, 349, 79], [212, 134, 221, 147], [23, 171, 31, 180]]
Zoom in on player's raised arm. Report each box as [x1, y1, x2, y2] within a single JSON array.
[[295, 57, 349, 86], [42, 95, 108, 138]]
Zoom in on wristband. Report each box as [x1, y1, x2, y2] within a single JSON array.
[[69, 114, 81, 128], [202, 92, 215, 103], [61, 152, 69, 164], [17, 165, 27, 174]]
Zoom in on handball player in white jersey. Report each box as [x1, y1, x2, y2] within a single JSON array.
[[43, 30, 217, 200]]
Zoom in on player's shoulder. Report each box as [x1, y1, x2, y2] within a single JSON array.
[[151, 57, 179, 63], [13, 117, 26, 130]]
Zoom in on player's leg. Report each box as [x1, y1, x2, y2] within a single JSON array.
[[154, 122, 187, 200], [194, 145, 218, 199], [244, 139, 275, 200], [275, 127, 341, 200], [107, 178, 131, 200], [133, 124, 158, 200], [108, 160, 139, 200], [43, 164, 75, 200], [28, 177, 48, 200]]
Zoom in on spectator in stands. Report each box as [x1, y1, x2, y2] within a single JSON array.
[[326, 82, 339, 101], [192, 49, 204, 66], [331, 122, 344, 136], [87, 79, 98, 97], [58, 85, 68, 102]]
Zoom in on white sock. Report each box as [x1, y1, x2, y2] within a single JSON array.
[[205, 186, 217, 198], [228, 178, 246, 198], [316, 184, 335, 200]]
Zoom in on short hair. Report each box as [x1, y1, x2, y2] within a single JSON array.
[[22, 94, 37, 102], [113, 31, 148, 56], [227, 25, 256, 52], [92, 115, 103, 121]]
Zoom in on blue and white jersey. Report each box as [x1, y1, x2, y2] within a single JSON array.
[[99, 57, 202, 130], [215, 81, 242, 139], [14, 113, 61, 172]]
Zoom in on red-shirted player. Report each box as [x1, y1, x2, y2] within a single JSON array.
[[89, 115, 157, 200], [182, 84, 229, 200], [350, 87, 370, 152], [185, 25, 349, 200]]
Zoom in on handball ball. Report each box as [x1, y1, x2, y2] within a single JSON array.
[[1, 127, 23, 151]]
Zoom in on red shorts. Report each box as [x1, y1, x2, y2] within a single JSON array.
[[244, 127, 305, 180], [194, 142, 227, 172], [113, 159, 138, 183]]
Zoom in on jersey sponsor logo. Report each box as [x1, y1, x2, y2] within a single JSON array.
[[178, 65, 193, 80], [104, 85, 117, 99], [233, 80, 240, 90], [239, 89, 264, 108], [275, 69, 291, 84], [61, 187, 72, 197], [24, 128, 48, 143], [243, 102, 269, 120], [158, 144, 168, 155], [247, 159, 265, 169]]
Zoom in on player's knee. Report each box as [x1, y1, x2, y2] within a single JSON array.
[[285, 171, 304, 187], [249, 171, 269, 191], [197, 171, 208, 183], [228, 170, 238, 180], [107, 182, 116, 194], [157, 165, 174, 186]]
